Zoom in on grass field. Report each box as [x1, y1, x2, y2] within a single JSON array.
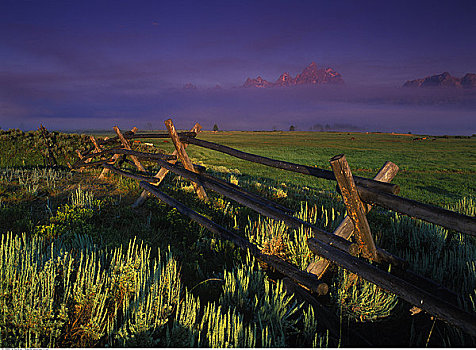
[[142, 130, 476, 207], [0, 128, 474, 347]]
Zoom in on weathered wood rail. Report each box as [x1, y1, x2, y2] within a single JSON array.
[[73, 119, 476, 337], [180, 136, 476, 236]]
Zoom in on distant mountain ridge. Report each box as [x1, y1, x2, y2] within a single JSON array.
[[243, 62, 344, 88], [403, 72, 476, 88]]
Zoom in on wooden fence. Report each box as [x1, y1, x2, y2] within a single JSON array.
[[72, 119, 476, 337]]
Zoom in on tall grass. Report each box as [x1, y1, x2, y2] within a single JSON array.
[[245, 201, 345, 270], [0, 130, 474, 346], [198, 303, 257, 347], [0, 167, 72, 195], [383, 198, 476, 307], [0, 232, 332, 347], [0, 234, 182, 347], [199, 252, 331, 347], [69, 185, 96, 209], [334, 269, 399, 322]]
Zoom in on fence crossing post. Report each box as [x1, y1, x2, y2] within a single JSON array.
[[164, 119, 208, 201], [132, 122, 202, 208], [75, 150, 86, 172], [306, 161, 399, 277], [113, 126, 146, 172], [76, 136, 102, 172], [329, 154, 378, 260], [90, 135, 102, 153], [38, 124, 58, 167], [99, 127, 137, 179]]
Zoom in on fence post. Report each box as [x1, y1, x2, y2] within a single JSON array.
[[307, 161, 398, 277], [76, 136, 103, 172], [75, 150, 87, 172], [38, 124, 58, 167], [132, 122, 203, 208], [164, 119, 208, 201], [113, 126, 146, 172], [99, 127, 137, 179], [330, 154, 378, 260], [307, 236, 476, 337], [90, 136, 102, 153]]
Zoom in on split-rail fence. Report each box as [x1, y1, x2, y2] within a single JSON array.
[[72, 119, 476, 337]]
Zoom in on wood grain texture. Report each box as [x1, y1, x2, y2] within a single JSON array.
[[306, 161, 398, 278], [98, 127, 138, 179], [152, 156, 406, 268], [133, 122, 203, 208], [330, 154, 378, 260], [114, 126, 146, 172], [307, 237, 476, 336], [165, 119, 207, 200]]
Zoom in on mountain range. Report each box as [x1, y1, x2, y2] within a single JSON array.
[[182, 65, 476, 90], [243, 62, 344, 88], [403, 72, 476, 88]]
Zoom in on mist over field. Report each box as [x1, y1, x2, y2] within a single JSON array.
[[2, 1, 475, 136], [2, 83, 475, 135]]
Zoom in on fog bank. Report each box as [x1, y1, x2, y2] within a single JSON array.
[[1, 84, 475, 135]]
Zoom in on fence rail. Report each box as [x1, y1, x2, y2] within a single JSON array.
[[73, 120, 476, 337], [180, 136, 476, 237], [180, 136, 400, 195]]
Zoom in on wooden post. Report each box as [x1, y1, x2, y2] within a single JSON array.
[[152, 155, 406, 267], [141, 176, 474, 336], [38, 124, 57, 167], [164, 119, 207, 200], [113, 126, 146, 172], [82, 136, 105, 171], [90, 136, 102, 153], [76, 136, 107, 172], [99, 127, 137, 179], [75, 149, 87, 172], [307, 237, 476, 336], [330, 154, 378, 260], [132, 122, 202, 208], [307, 161, 398, 277], [132, 156, 456, 303]]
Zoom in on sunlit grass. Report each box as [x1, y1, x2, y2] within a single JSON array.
[[0, 128, 474, 346]]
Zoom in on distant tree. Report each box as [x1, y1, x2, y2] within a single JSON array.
[[213, 124, 219, 132], [289, 125, 295, 131]]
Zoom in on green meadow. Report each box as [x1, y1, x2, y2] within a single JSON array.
[[149, 130, 476, 207], [0, 128, 474, 347]]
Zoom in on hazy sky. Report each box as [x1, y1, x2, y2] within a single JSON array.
[[1, 0, 475, 133]]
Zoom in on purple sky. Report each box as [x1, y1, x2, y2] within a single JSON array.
[[1, 0, 475, 134]]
